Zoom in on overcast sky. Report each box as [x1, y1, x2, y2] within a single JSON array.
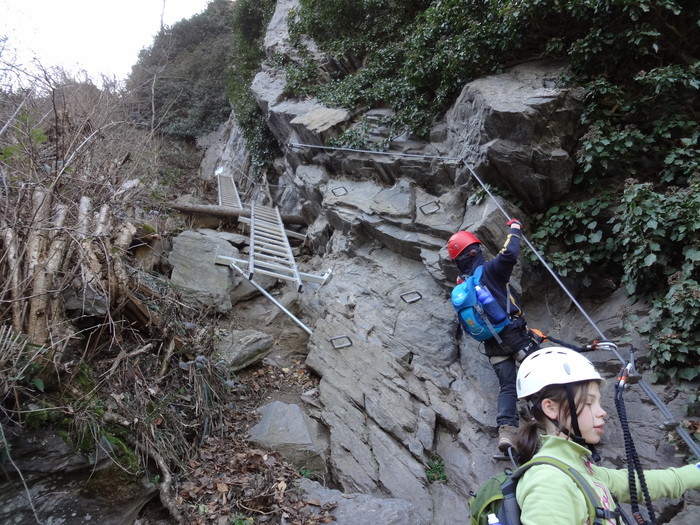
[[0, 0, 213, 80]]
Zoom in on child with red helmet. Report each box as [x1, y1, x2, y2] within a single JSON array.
[[447, 219, 539, 454]]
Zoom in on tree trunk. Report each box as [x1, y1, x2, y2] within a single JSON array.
[[167, 202, 307, 226], [2, 227, 22, 334], [26, 188, 53, 344]]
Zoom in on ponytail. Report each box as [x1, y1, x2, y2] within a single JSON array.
[[516, 418, 542, 463]]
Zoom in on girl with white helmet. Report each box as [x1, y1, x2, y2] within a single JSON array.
[[514, 347, 700, 525]]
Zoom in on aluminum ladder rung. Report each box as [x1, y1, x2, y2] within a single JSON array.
[[255, 252, 290, 264], [254, 239, 287, 252], [215, 254, 332, 286], [249, 203, 303, 292], [254, 223, 287, 236], [254, 231, 287, 244], [236, 216, 307, 241], [255, 264, 296, 281], [253, 236, 287, 248], [253, 230, 287, 244], [252, 206, 278, 217]]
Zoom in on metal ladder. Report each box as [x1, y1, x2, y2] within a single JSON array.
[[247, 203, 304, 292], [214, 170, 331, 334], [217, 170, 243, 209]]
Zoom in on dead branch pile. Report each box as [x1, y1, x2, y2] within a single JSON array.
[[0, 64, 212, 520]]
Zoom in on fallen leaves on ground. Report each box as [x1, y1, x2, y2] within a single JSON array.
[[174, 359, 331, 524]]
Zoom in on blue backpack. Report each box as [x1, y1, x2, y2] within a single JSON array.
[[451, 266, 510, 342]]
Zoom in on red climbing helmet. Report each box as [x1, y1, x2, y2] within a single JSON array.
[[447, 231, 481, 260]]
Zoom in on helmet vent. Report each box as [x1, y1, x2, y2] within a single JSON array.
[[564, 363, 571, 375]]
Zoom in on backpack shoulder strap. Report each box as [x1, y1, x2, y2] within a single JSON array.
[[512, 456, 620, 525], [473, 265, 483, 284]]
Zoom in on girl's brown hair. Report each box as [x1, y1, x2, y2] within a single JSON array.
[[515, 381, 592, 463]]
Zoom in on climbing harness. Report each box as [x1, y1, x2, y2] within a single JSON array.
[[288, 141, 700, 460]]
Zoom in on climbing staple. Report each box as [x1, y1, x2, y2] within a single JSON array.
[[332, 186, 348, 196], [400, 291, 422, 304], [330, 335, 353, 349], [419, 201, 440, 215]]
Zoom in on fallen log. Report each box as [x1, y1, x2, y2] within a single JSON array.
[[167, 203, 307, 226]]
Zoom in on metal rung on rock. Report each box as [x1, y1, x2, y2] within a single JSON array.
[[419, 201, 440, 215], [332, 186, 348, 196], [330, 335, 352, 349], [400, 291, 422, 303]]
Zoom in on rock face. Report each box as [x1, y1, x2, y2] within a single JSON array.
[[248, 401, 329, 475], [214, 2, 700, 524], [444, 59, 585, 213], [17, 2, 696, 522], [0, 428, 156, 524]]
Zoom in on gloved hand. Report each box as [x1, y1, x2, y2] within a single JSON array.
[[507, 219, 522, 229]]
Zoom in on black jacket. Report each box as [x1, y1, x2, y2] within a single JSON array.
[[461, 225, 524, 320]]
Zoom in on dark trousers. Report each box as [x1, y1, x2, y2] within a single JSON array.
[[492, 357, 519, 427], [487, 318, 540, 427]]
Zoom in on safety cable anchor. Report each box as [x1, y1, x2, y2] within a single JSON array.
[[658, 420, 679, 431]]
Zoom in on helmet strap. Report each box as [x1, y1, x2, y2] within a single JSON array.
[[565, 384, 583, 441]]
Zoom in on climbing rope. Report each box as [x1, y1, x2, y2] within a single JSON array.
[[615, 358, 656, 525], [287, 141, 700, 459]]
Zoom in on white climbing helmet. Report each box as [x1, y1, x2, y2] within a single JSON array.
[[516, 347, 603, 399]]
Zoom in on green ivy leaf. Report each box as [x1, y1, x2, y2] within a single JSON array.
[[589, 231, 603, 243], [678, 367, 699, 381], [643, 253, 657, 266], [684, 248, 700, 261], [33, 378, 45, 392]]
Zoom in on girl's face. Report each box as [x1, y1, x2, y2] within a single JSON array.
[[544, 381, 607, 444], [569, 381, 607, 444]]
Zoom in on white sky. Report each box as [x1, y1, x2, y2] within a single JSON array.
[[0, 0, 213, 80]]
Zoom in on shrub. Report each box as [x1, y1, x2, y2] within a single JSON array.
[[229, 0, 278, 178], [127, 0, 235, 139]]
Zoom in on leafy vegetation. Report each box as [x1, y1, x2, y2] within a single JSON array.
[[425, 452, 448, 483], [527, 196, 618, 286], [229, 0, 279, 178], [128, 0, 235, 139]]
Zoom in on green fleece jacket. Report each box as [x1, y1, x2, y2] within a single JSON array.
[[516, 435, 700, 525]]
